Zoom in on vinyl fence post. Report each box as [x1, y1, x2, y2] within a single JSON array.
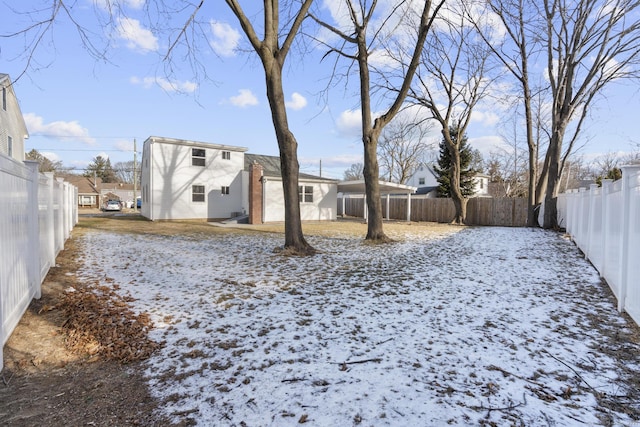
[[585, 184, 599, 261], [25, 161, 41, 300], [618, 165, 640, 313], [406, 192, 411, 222], [44, 173, 55, 270], [600, 180, 613, 278]]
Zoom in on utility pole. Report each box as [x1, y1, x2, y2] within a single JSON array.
[[133, 138, 137, 211]]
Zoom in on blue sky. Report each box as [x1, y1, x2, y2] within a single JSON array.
[[1, 1, 639, 180]]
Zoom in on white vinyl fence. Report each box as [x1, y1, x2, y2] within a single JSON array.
[[560, 165, 640, 326], [1, 157, 77, 369]]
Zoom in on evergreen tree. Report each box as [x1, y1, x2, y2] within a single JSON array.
[[84, 155, 118, 183], [433, 126, 477, 198], [25, 149, 64, 173]]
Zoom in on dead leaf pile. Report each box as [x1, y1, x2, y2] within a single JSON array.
[[61, 284, 160, 363]]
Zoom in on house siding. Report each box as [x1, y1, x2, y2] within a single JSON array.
[[0, 75, 28, 162], [263, 178, 337, 222], [141, 137, 246, 220]]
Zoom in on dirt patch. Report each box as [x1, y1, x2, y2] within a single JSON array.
[[0, 221, 180, 427]]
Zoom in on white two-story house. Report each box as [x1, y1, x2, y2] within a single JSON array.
[[0, 74, 28, 162], [140, 136, 338, 222], [406, 162, 490, 197]]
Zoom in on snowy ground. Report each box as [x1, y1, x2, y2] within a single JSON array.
[[76, 225, 640, 426]]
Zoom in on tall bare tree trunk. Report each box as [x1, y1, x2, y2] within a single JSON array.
[[264, 58, 314, 254], [542, 130, 563, 229]]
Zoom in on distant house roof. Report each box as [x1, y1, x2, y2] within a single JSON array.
[[415, 185, 438, 195], [244, 153, 337, 182], [58, 174, 101, 195]]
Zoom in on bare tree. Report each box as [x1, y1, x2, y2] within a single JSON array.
[[539, 0, 640, 228], [113, 160, 141, 184], [310, 0, 444, 241], [378, 115, 433, 184], [5, 1, 317, 254], [471, 0, 547, 226], [225, 1, 316, 254], [410, 3, 497, 224], [343, 163, 365, 181]]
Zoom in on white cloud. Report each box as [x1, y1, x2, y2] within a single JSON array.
[[210, 21, 241, 57], [130, 76, 197, 93], [95, 0, 144, 10], [469, 135, 511, 156], [24, 113, 95, 145], [40, 151, 60, 162], [471, 110, 501, 127], [336, 109, 363, 139], [114, 139, 134, 152], [229, 89, 259, 108], [286, 92, 308, 110], [116, 17, 158, 52]]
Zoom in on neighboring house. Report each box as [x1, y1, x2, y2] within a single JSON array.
[[100, 182, 139, 207], [245, 153, 338, 222], [406, 163, 491, 198], [140, 136, 338, 222], [59, 174, 102, 208], [0, 74, 28, 162], [405, 163, 439, 197]]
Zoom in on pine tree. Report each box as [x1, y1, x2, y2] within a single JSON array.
[[84, 155, 118, 183], [433, 126, 477, 198]]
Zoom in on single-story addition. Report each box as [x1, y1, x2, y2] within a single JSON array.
[[139, 136, 338, 223]]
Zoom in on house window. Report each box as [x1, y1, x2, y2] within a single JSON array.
[[221, 186, 230, 195], [222, 151, 231, 160], [2, 87, 6, 111], [480, 179, 484, 189], [192, 148, 206, 166], [418, 177, 425, 185], [7, 136, 12, 157], [299, 185, 313, 203], [192, 185, 205, 202]]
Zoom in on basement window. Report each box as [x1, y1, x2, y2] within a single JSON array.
[[192, 148, 206, 166], [221, 186, 230, 195], [298, 185, 313, 203], [192, 185, 205, 202]]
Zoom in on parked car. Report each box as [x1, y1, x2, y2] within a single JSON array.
[[103, 200, 122, 212]]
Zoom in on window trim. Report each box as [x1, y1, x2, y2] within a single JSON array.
[[192, 185, 205, 202], [298, 185, 313, 203], [192, 148, 206, 167]]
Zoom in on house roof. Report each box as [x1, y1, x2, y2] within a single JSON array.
[[245, 153, 337, 182], [415, 185, 438, 195], [337, 180, 417, 194], [58, 174, 101, 195], [145, 136, 248, 152], [100, 182, 136, 192]]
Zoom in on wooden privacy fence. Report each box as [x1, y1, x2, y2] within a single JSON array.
[[1, 157, 77, 370], [338, 195, 528, 226], [560, 165, 640, 326]]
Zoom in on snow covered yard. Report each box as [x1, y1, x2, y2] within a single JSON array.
[[76, 225, 640, 426]]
